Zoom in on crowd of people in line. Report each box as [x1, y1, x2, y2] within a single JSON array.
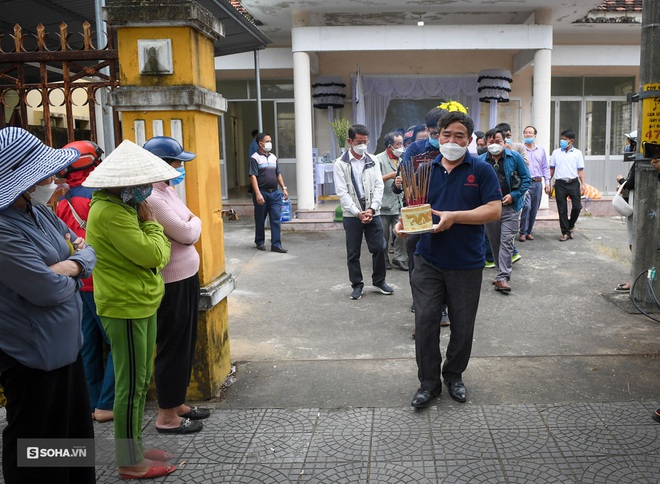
[[1, 105, 658, 482]]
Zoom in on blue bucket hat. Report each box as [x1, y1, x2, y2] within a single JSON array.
[[0, 127, 80, 210]]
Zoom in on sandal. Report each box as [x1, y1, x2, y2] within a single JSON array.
[[120, 462, 176, 480], [615, 283, 630, 292], [178, 406, 211, 420], [142, 449, 173, 461], [559, 234, 569, 242]]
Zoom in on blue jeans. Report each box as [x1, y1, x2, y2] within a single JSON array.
[[253, 190, 283, 248], [519, 181, 543, 236], [80, 291, 115, 411]]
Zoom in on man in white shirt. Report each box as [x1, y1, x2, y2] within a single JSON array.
[[549, 129, 586, 241], [333, 124, 393, 300]]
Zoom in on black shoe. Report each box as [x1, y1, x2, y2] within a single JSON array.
[[155, 417, 203, 434], [350, 285, 363, 300], [256, 244, 265, 251], [271, 246, 288, 253], [411, 304, 415, 313], [410, 387, 441, 409], [392, 259, 409, 271], [178, 406, 211, 420], [374, 282, 394, 295], [653, 408, 660, 423], [445, 380, 467, 403], [385, 258, 392, 270]]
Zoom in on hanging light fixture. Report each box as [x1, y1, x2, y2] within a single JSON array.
[[477, 69, 513, 103], [312, 76, 346, 109]]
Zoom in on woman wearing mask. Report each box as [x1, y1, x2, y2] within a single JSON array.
[[0, 127, 97, 484], [83, 139, 179, 479], [142, 136, 208, 434]]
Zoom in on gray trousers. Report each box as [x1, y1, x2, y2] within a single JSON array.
[[380, 213, 407, 262], [411, 255, 483, 391], [485, 205, 520, 282]]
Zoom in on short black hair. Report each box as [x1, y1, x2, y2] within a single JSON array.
[[561, 129, 576, 140], [256, 132, 270, 144], [251, 129, 259, 137], [495, 122, 512, 133], [474, 130, 485, 139], [438, 112, 474, 137], [425, 108, 449, 129], [412, 124, 427, 139], [485, 128, 504, 141], [524, 125, 537, 135], [348, 124, 369, 140], [384, 131, 402, 148]]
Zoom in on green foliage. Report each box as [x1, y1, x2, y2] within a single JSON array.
[[329, 118, 351, 150]]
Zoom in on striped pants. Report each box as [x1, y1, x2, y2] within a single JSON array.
[[102, 315, 157, 467]]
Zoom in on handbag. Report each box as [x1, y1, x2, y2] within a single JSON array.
[[612, 179, 633, 217]]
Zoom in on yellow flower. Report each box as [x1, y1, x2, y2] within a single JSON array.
[[437, 101, 468, 113]]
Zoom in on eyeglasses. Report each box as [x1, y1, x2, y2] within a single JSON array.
[[428, 131, 439, 138]]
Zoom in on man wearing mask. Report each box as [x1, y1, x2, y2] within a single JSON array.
[[480, 129, 531, 293], [249, 133, 289, 253], [334, 124, 393, 300], [550, 130, 586, 241], [376, 132, 407, 271], [519, 126, 551, 241], [396, 112, 501, 407]]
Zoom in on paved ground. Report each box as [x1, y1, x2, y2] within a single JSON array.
[[1, 213, 659, 483]]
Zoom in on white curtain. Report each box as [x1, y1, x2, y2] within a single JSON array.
[[351, 75, 481, 152]]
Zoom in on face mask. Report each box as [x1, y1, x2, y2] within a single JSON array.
[[524, 137, 535, 144], [352, 143, 367, 156], [487, 143, 504, 155], [505, 138, 512, 145], [170, 166, 186, 186], [392, 147, 405, 157], [121, 184, 153, 205], [428, 137, 439, 149], [624, 145, 632, 152], [263, 142, 273, 152], [560, 139, 569, 149], [30, 180, 58, 206], [439, 142, 467, 161]]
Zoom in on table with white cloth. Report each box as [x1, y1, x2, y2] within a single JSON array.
[[314, 163, 336, 203]]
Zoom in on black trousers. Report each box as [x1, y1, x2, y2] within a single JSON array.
[[554, 179, 582, 235], [0, 355, 95, 484], [154, 273, 200, 409], [342, 216, 387, 288], [411, 255, 483, 391]]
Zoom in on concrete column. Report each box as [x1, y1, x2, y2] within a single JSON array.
[[293, 50, 315, 210], [104, 0, 233, 399], [533, 8, 553, 208]]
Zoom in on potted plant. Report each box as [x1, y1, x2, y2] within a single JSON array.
[[329, 118, 351, 153]]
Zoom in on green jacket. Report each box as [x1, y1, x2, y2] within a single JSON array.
[[86, 190, 171, 319], [375, 150, 403, 215]]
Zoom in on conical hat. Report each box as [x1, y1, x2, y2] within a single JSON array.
[[82, 139, 180, 188]]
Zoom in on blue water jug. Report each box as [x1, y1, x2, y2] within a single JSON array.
[[281, 198, 292, 222]]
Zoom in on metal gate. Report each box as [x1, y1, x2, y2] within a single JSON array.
[[0, 21, 120, 147]]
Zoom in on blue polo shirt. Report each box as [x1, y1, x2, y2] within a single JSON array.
[[416, 152, 502, 270]]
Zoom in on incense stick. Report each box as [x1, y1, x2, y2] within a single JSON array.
[[400, 161, 432, 206]]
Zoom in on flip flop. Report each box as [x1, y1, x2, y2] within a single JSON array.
[[615, 283, 630, 292], [142, 449, 173, 461], [120, 463, 176, 480], [178, 406, 211, 420], [155, 417, 203, 434]]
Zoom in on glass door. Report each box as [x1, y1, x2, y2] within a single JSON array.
[[274, 101, 297, 199]]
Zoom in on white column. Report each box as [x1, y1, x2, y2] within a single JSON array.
[[533, 48, 552, 209], [293, 50, 315, 210]]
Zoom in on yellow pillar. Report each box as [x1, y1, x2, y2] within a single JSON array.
[[104, 0, 233, 399]]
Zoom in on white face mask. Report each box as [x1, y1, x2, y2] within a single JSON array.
[[352, 143, 368, 156], [439, 142, 467, 161], [263, 142, 273, 152], [29, 180, 58, 206], [487, 143, 504, 155], [392, 147, 405, 157]]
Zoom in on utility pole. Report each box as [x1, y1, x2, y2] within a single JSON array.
[[632, 0, 660, 304]]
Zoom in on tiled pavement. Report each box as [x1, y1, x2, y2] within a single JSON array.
[[83, 400, 660, 482]]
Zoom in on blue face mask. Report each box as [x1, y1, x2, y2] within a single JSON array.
[[428, 137, 439, 149], [170, 166, 186, 186], [624, 145, 632, 152], [559, 139, 569, 150], [524, 137, 535, 144]]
